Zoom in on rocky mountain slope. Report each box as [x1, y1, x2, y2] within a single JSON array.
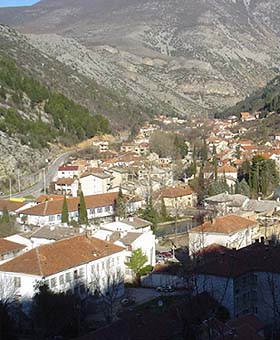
[[1, 0, 280, 116]]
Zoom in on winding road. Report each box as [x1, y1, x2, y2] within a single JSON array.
[[3, 151, 73, 199]]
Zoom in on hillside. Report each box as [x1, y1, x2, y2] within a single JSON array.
[[0, 51, 110, 179], [215, 76, 280, 119], [0, 0, 280, 115], [0, 24, 155, 129]]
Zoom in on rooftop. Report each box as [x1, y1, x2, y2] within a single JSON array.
[[0, 238, 26, 255], [190, 214, 256, 234], [0, 235, 124, 276]]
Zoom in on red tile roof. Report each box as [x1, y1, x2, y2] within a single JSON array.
[[197, 242, 280, 278], [0, 200, 26, 212], [58, 165, 79, 171], [0, 239, 25, 255], [0, 235, 124, 276], [190, 215, 257, 234], [56, 178, 77, 185], [157, 185, 194, 198]]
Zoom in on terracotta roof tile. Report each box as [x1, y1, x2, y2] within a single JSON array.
[[158, 185, 194, 198], [58, 165, 79, 171], [190, 215, 257, 234], [0, 239, 26, 255], [0, 200, 26, 212], [0, 235, 124, 276], [56, 178, 76, 185]]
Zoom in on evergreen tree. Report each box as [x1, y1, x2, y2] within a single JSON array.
[[61, 196, 69, 224], [78, 191, 88, 225], [115, 188, 126, 218], [1, 207, 9, 224], [160, 198, 168, 220]]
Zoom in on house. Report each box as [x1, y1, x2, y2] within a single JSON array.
[[155, 185, 197, 211], [80, 172, 112, 196], [217, 165, 238, 186], [0, 235, 126, 301], [92, 140, 109, 153], [194, 242, 280, 325], [17, 193, 143, 226], [92, 221, 155, 279], [0, 199, 27, 216], [57, 165, 79, 179], [204, 193, 249, 216], [29, 225, 82, 247], [188, 214, 258, 255], [54, 177, 79, 197], [0, 238, 26, 264]]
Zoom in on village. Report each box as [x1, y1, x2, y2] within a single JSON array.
[[2, 111, 280, 339]]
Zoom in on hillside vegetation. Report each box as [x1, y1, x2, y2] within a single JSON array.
[[215, 76, 280, 119], [0, 54, 109, 149]]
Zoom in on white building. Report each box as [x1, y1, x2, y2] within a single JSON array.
[[0, 235, 126, 301], [80, 172, 112, 196], [0, 238, 27, 264], [95, 218, 156, 267], [57, 165, 80, 179], [54, 178, 79, 197], [194, 243, 280, 325], [17, 193, 143, 226], [188, 214, 258, 255]]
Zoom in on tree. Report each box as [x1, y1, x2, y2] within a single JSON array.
[[140, 201, 158, 231], [78, 191, 88, 225], [160, 198, 168, 220], [31, 284, 81, 339], [61, 196, 69, 224], [115, 188, 126, 219], [126, 249, 148, 285], [1, 207, 9, 224]]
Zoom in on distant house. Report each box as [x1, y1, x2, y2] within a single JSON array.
[[0, 199, 27, 216], [54, 177, 79, 197], [17, 193, 143, 226], [155, 185, 197, 211], [0, 235, 126, 300], [0, 238, 26, 264], [204, 193, 249, 216], [57, 165, 79, 179], [80, 172, 112, 196], [188, 214, 258, 255], [92, 140, 109, 153]]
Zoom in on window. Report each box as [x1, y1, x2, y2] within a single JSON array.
[[44, 279, 50, 287], [79, 268, 85, 277], [66, 272, 71, 282], [14, 277, 21, 288], [90, 208, 95, 215], [97, 207, 103, 213], [102, 262, 105, 270], [59, 275, 64, 285], [105, 206, 110, 212], [96, 263, 99, 272], [74, 270, 78, 279], [57, 214, 61, 221], [51, 278, 57, 288], [49, 215, 55, 222]]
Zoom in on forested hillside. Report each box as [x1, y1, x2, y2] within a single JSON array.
[[215, 76, 280, 119], [0, 54, 109, 149]]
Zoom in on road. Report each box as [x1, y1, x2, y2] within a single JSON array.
[[3, 151, 72, 199]]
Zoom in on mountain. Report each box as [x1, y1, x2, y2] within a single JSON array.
[[216, 75, 280, 119], [0, 0, 280, 116]]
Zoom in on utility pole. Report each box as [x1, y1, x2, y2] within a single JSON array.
[[9, 177, 12, 199], [17, 169, 21, 193], [43, 168, 46, 195]]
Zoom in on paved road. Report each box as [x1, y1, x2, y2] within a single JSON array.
[[3, 151, 72, 199]]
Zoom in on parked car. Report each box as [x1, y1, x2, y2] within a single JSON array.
[[156, 286, 175, 293]]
